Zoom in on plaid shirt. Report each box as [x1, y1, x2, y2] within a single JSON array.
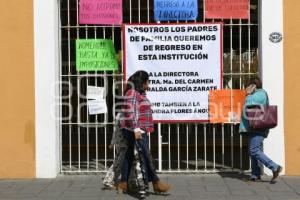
[[121, 89, 154, 133]]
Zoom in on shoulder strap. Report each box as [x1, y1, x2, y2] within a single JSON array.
[[262, 89, 269, 106]]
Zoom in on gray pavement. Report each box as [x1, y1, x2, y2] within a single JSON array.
[[0, 174, 300, 200]]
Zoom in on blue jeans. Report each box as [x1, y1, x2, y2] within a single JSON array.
[[248, 133, 279, 178], [121, 129, 159, 183]]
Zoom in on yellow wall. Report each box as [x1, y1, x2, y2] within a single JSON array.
[[284, 0, 300, 175], [0, 1, 35, 178]]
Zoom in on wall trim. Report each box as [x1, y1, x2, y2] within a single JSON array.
[[34, 0, 60, 178], [260, 0, 285, 175]]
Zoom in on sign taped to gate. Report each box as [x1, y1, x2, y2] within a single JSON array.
[[154, 0, 198, 21], [123, 23, 222, 122], [79, 0, 122, 25], [205, 0, 249, 19], [87, 86, 105, 100], [88, 99, 107, 114], [76, 39, 118, 71], [209, 90, 246, 123]]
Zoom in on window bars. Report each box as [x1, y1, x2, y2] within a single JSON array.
[[59, 0, 259, 173]]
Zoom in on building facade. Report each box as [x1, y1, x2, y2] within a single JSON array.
[[0, 0, 299, 178]]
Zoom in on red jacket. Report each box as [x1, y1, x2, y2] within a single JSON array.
[[121, 89, 154, 133]]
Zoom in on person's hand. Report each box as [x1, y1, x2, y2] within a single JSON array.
[[134, 131, 142, 140], [246, 84, 256, 95]]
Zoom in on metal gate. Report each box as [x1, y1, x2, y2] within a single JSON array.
[[59, 0, 259, 173]]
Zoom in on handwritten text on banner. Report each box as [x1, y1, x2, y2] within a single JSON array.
[[76, 39, 118, 71], [79, 0, 122, 25], [154, 0, 198, 21]]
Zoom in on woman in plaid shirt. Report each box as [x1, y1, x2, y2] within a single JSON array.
[[118, 70, 171, 194]]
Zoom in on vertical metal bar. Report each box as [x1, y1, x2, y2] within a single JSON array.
[[85, 24, 89, 171], [219, 30, 226, 176], [240, 134, 243, 170], [121, 23, 124, 93], [67, 0, 72, 171], [195, 124, 198, 170], [86, 101, 89, 170], [129, 0, 132, 23], [239, 18, 243, 171], [168, 124, 171, 170], [213, 124, 216, 170], [148, 130, 151, 150], [138, 0, 141, 22], [229, 16, 234, 171], [177, 124, 180, 170], [95, 101, 99, 170], [58, 0, 63, 173], [248, 0, 252, 171], [120, 25, 124, 76], [94, 27, 97, 38], [76, 0, 81, 171], [230, 17, 235, 171], [203, 0, 206, 22], [94, 27, 99, 170], [112, 27, 116, 160], [230, 18, 233, 89], [147, 0, 150, 22], [158, 123, 162, 172], [186, 125, 189, 169], [231, 124, 234, 169], [248, 1, 251, 75], [222, 19, 224, 89], [239, 19, 242, 88], [120, 24, 125, 162], [103, 28, 107, 170], [222, 124, 225, 167], [104, 90, 107, 169], [204, 124, 207, 171]]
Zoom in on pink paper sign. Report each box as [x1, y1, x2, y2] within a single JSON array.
[[80, 0, 122, 25]]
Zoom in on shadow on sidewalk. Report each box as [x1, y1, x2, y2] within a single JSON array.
[[101, 186, 170, 199], [217, 172, 272, 183], [126, 190, 170, 199]]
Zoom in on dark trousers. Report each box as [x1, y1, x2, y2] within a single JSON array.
[[121, 129, 159, 183]]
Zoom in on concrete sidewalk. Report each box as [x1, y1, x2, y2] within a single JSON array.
[[0, 174, 300, 200]]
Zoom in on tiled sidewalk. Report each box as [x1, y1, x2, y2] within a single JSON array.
[[0, 174, 300, 200]]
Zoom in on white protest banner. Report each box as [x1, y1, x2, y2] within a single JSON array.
[[124, 23, 222, 122], [87, 86, 105, 100], [87, 99, 107, 115]]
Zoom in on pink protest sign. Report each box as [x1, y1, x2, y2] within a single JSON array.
[[79, 0, 122, 25]]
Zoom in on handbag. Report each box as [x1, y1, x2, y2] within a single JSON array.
[[245, 91, 278, 130]]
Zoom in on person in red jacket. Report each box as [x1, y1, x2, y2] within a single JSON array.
[[118, 70, 171, 194]]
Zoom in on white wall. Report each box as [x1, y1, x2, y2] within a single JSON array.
[[34, 0, 60, 178], [260, 0, 285, 175]]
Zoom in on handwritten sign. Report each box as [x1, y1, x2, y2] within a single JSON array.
[[154, 0, 198, 21], [87, 86, 105, 100], [79, 0, 122, 25], [88, 99, 107, 115], [205, 0, 249, 19], [76, 39, 118, 71], [209, 90, 246, 123]]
